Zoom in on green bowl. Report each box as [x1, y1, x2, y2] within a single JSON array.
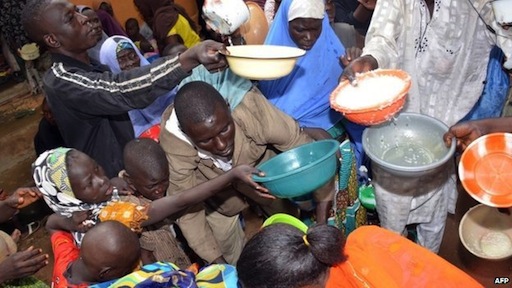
[[252, 139, 339, 198], [262, 213, 308, 233]]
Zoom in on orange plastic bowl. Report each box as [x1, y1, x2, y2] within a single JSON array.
[[330, 69, 412, 126], [459, 133, 512, 208]]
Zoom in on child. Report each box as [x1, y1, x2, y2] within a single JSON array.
[[32, 147, 267, 243], [46, 219, 140, 287], [124, 18, 158, 58], [237, 215, 483, 288], [119, 138, 190, 268]]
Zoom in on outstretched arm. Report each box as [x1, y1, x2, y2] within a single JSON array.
[[0, 187, 41, 223], [0, 247, 48, 284], [443, 117, 512, 152], [143, 164, 268, 226]]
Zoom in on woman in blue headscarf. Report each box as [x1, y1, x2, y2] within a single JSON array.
[[99, 36, 176, 141], [258, 0, 368, 234], [259, 0, 345, 131]]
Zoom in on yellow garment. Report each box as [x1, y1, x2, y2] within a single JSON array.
[[167, 14, 200, 48]]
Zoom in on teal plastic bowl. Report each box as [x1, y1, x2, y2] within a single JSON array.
[[252, 140, 339, 198]]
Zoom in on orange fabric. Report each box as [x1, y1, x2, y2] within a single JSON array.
[[326, 226, 483, 288], [51, 232, 88, 288], [98, 200, 149, 233]]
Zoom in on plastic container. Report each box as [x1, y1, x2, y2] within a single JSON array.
[[262, 213, 308, 233], [362, 112, 456, 177], [202, 0, 250, 35], [492, 0, 512, 27], [459, 133, 512, 208], [252, 139, 339, 198], [459, 204, 512, 260], [223, 45, 305, 80], [330, 69, 411, 125], [18, 43, 40, 61]]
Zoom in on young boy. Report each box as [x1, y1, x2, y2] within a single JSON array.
[[120, 138, 191, 268], [46, 219, 140, 287]]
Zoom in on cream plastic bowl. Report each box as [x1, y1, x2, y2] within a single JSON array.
[[459, 204, 512, 260], [223, 45, 305, 80]]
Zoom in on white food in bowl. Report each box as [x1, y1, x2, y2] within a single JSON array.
[[480, 231, 512, 258], [334, 75, 407, 110], [459, 204, 512, 260]]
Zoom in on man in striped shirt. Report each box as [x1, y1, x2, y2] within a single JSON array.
[[21, 0, 227, 178]]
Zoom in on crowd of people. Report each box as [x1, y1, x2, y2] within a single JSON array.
[[0, 0, 510, 286]]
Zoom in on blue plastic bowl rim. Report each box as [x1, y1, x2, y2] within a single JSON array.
[[252, 139, 339, 183], [362, 112, 456, 173]]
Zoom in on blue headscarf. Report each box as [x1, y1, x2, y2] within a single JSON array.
[[100, 36, 176, 137], [258, 0, 345, 130]]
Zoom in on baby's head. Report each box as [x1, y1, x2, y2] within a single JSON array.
[[237, 223, 346, 288], [80, 220, 141, 282], [33, 147, 114, 216], [123, 139, 169, 200]]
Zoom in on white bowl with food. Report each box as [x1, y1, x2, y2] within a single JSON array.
[[223, 45, 305, 80], [459, 204, 512, 260]]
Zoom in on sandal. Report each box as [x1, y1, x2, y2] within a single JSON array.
[[21, 220, 41, 240]]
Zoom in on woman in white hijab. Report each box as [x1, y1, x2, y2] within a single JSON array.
[[99, 36, 176, 141]]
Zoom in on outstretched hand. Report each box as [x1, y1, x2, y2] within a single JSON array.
[[443, 122, 486, 152], [4, 187, 41, 209], [180, 40, 228, 73], [0, 246, 48, 283], [230, 165, 274, 199]]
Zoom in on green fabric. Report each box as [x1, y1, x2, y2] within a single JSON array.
[[178, 66, 253, 110], [326, 120, 346, 139], [1, 276, 50, 288]]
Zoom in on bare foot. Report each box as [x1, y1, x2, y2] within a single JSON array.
[[11, 229, 21, 244]]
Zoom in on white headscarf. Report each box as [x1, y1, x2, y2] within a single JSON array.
[[99, 36, 149, 73], [288, 0, 325, 21]]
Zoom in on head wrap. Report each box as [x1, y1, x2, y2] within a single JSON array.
[[32, 148, 107, 218], [100, 36, 147, 73], [116, 40, 136, 55], [288, 0, 325, 21], [259, 0, 344, 130]]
